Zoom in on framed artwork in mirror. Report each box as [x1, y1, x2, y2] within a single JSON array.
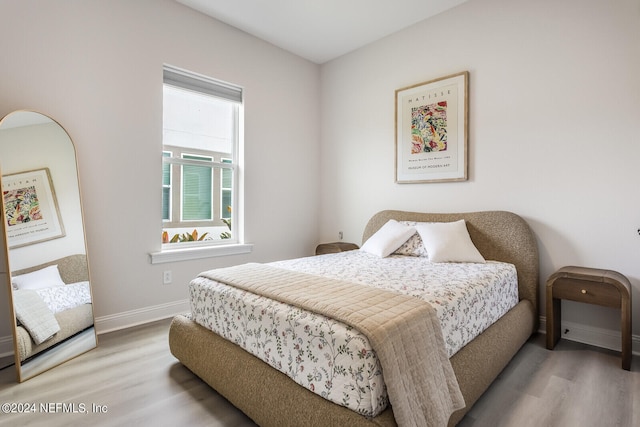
[[2, 168, 65, 248], [395, 71, 468, 183]]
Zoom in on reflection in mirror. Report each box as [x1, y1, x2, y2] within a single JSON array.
[[0, 111, 96, 382]]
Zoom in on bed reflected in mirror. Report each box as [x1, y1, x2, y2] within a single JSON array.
[[0, 110, 96, 382]]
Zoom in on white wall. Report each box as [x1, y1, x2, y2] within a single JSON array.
[[0, 0, 638, 356], [320, 0, 640, 348], [0, 0, 320, 340]]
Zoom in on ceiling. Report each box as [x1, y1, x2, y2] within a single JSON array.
[[177, 0, 469, 64]]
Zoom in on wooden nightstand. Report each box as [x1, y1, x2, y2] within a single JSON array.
[[546, 266, 632, 370], [315, 242, 359, 255]]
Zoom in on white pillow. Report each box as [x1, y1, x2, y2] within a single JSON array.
[[361, 219, 416, 257], [416, 220, 485, 263], [12, 265, 66, 290]]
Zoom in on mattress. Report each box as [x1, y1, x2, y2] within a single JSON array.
[[189, 250, 518, 417]]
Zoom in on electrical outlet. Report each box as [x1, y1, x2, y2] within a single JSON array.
[[339, 231, 343, 240], [163, 270, 172, 285]]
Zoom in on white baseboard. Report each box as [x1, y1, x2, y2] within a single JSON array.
[[0, 299, 190, 358], [0, 335, 14, 359], [538, 316, 640, 356], [94, 299, 190, 334]]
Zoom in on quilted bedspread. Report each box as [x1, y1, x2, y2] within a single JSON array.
[[199, 262, 465, 427]]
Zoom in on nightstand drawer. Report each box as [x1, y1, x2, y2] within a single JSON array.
[[552, 277, 621, 308]]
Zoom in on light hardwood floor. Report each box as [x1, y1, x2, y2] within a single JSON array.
[[0, 318, 637, 427]]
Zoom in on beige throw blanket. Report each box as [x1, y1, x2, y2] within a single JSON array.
[[200, 263, 465, 427], [13, 289, 61, 345]]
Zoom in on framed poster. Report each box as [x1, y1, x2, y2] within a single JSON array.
[[2, 168, 65, 248], [395, 71, 468, 183]]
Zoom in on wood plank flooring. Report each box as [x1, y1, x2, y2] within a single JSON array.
[[0, 318, 636, 427], [459, 335, 639, 427]]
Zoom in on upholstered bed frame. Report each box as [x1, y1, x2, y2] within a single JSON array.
[[13, 254, 93, 362], [169, 210, 539, 426]]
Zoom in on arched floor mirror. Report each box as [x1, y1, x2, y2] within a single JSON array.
[[0, 110, 96, 382]]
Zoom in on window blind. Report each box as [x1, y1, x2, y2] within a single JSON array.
[[163, 65, 242, 103]]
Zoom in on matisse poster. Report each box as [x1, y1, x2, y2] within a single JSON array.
[[2, 168, 65, 248], [395, 72, 468, 183]]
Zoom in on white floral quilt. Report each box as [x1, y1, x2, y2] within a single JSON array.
[[189, 251, 518, 417]]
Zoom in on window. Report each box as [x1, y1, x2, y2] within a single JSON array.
[[161, 65, 242, 249]]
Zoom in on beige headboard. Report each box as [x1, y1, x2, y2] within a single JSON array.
[[12, 254, 89, 284], [362, 210, 539, 317]]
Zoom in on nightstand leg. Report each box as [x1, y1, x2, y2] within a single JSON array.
[[546, 296, 561, 350], [621, 298, 631, 370]]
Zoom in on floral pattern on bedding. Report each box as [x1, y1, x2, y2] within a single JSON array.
[[35, 281, 92, 313], [393, 221, 429, 257], [190, 251, 518, 417]]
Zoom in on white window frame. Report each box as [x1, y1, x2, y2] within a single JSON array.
[[150, 65, 251, 263]]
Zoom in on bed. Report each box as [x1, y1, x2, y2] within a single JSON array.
[[11, 254, 94, 362], [169, 210, 539, 426]]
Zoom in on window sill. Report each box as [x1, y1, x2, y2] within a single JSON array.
[[149, 243, 253, 264]]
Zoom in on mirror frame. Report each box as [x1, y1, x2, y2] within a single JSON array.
[[0, 110, 97, 382]]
